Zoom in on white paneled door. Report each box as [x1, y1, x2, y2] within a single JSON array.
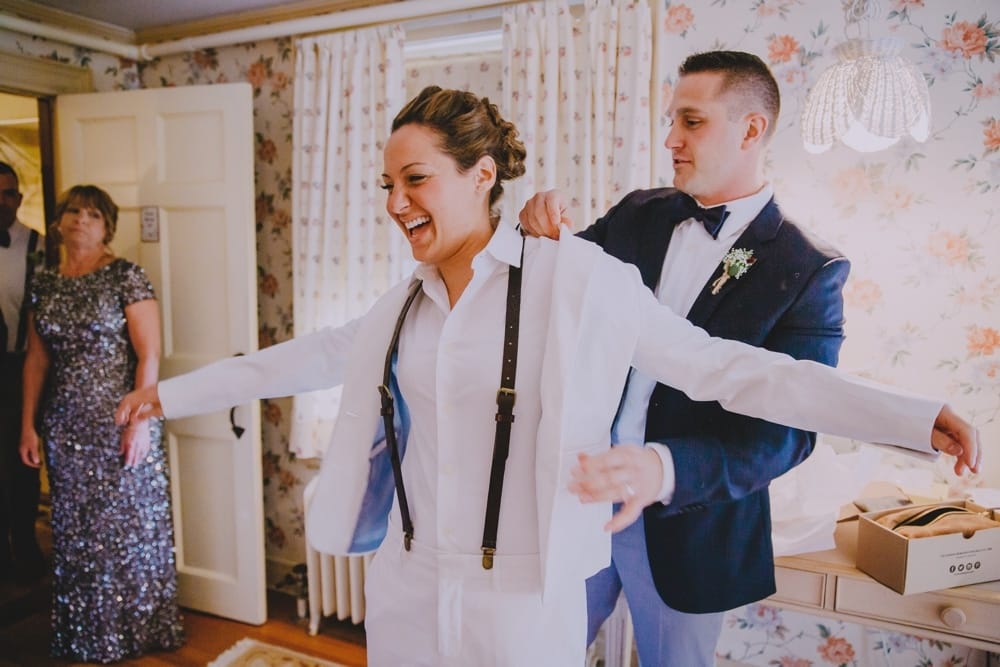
[[55, 83, 266, 624]]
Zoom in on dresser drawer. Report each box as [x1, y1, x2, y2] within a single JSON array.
[[772, 567, 828, 609], [835, 578, 1000, 643]]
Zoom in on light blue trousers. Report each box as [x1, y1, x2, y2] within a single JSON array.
[[586, 517, 725, 667]]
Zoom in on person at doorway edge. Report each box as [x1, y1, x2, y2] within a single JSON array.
[[519, 50, 980, 666], [0, 160, 45, 584]]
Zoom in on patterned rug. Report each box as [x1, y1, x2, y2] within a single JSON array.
[[208, 637, 349, 667]]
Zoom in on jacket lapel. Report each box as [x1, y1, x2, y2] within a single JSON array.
[[637, 204, 679, 291], [686, 198, 784, 328], [305, 277, 418, 556]]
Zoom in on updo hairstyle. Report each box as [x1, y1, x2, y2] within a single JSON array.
[[392, 86, 527, 224]]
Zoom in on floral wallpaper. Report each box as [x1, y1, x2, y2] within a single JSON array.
[[2, 0, 998, 663], [722, 603, 989, 667], [139, 40, 308, 569]]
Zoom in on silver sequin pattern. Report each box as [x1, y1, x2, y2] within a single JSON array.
[[31, 258, 185, 663]]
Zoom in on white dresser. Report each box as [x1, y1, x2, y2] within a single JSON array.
[[770, 517, 1000, 652]]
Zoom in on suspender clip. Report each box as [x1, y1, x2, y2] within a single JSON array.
[[403, 531, 412, 551], [378, 384, 394, 416], [481, 547, 495, 570]]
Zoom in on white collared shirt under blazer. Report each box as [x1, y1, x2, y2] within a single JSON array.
[[158, 220, 940, 665]]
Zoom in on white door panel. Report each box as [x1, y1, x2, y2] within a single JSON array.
[[55, 83, 265, 624]]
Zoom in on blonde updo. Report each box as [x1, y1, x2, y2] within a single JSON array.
[[392, 86, 527, 224]]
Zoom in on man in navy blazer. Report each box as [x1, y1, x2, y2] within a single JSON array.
[[521, 50, 849, 665]]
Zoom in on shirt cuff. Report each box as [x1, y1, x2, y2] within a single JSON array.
[[647, 442, 676, 505]]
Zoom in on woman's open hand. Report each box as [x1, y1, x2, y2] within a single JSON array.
[[120, 420, 152, 467], [568, 445, 664, 533]]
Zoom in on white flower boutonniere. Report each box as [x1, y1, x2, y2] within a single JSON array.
[[711, 248, 756, 295]]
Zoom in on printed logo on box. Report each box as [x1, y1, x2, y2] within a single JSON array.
[[949, 561, 981, 574]]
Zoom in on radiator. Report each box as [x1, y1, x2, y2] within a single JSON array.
[[303, 478, 372, 635]]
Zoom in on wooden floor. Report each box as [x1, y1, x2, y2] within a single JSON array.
[[0, 510, 367, 666]]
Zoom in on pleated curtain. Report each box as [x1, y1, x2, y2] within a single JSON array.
[[502, 0, 654, 230], [290, 26, 409, 458]]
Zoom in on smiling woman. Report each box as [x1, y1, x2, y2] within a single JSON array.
[[381, 87, 525, 305]]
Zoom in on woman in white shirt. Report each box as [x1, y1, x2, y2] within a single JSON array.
[[115, 86, 978, 667]]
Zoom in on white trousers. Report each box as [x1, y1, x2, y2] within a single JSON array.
[[364, 530, 587, 666]]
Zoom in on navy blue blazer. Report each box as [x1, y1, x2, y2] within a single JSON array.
[[579, 187, 850, 613]]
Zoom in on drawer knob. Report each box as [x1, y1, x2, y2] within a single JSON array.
[[939, 606, 967, 628]]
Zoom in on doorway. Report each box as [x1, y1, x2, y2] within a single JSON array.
[[0, 91, 51, 504], [0, 91, 44, 234]]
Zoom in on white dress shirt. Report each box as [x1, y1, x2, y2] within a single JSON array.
[[398, 220, 544, 555], [0, 220, 30, 353], [613, 185, 775, 502]]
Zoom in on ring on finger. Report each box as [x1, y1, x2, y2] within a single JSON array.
[[623, 483, 636, 499]]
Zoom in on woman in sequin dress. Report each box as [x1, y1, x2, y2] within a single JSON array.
[[19, 185, 184, 663]]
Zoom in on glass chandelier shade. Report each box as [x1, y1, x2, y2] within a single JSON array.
[[801, 36, 931, 154]]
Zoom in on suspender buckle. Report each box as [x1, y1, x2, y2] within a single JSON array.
[[403, 531, 412, 551], [481, 547, 495, 570], [497, 387, 517, 414]]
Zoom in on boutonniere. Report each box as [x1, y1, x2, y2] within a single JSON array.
[[27, 249, 45, 267], [711, 248, 756, 295]]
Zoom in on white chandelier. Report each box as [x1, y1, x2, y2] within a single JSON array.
[[801, 0, 931, 154]]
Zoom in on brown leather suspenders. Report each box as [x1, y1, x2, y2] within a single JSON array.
[[481, 244, 522, 569], [378, 241, 523, 569], [378, 279, 424, 551]]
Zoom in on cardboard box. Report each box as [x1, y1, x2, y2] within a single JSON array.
[[856, 501, 1000, 595]]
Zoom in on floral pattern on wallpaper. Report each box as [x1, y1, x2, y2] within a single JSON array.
[[721, 603, 987, 667], [139, 39, 310, 569]]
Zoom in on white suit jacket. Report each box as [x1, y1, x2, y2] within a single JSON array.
[[160, 231, 941, 597]]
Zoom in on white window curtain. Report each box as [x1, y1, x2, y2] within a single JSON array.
[[290, 26, 409, 459], [649, 1, 683, 187], [502, 0, 654, 230]]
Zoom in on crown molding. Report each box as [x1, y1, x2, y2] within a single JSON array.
[[0, 49, 93, 96], [0, 0, 135, 44], [1, 0, 523, 62], [135, 0, 394, 45]]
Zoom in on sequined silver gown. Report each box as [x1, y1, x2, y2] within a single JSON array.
[[31, 259, 185, 663]]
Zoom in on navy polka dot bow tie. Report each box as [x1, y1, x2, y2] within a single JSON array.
[[676, 192, 729, 239]]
